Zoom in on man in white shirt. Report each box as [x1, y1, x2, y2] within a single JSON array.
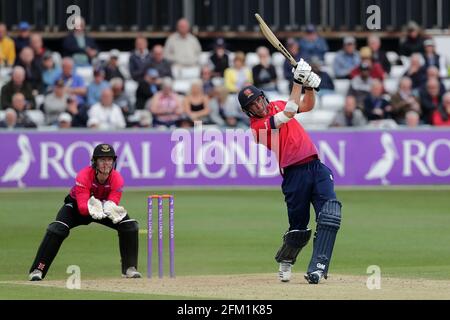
[[88, 88, 126, 130], [164, 18, 201, 68]]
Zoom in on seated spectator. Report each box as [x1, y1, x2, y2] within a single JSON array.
[[200, 65, 215, 97], [333, 36, 360, 79], [62, 16, 98, 65], [41, 51, 61, 93], [420, 66, 446, 94], [209, 86, 241, 127], [87, 88, 126, 130], [0, 23, 16, 66], [252, 46, 277, 91], [209, 38, 229, 77], [363, 80, 392, 121], [148, 77, 183, 128], [404, 110, 421, 128], [299, 24, 329, 63], [0, 108, 19, 129], [422, 38, 447, 78], [29, 33, 47, 66], [331, 95, 367, 127], [350, 46, 384, 80], [148, 44, 172, 79], [431, 92, 450, 126], [14, 21, 31, 57], [11, 93, 36, 128], [419, 77, 443, 124], [283, 38, 302, 90], [310, 56, 334, 95], [104, 49, 124, 81], [129, 35, 152, 81], [43, 79, 69, 125], [15, 46, 43, 93], [136, 68, 161, 110], [57, 112, 72, 129], [399, 21, 425, 57], [348, 62, 374, 107], [87, 67, 110, 106], [65, 95, 88, 127], [224, 51, 253, 94], [55, 57, 87, 105], [183, 80, 211, 124], [1, 66, 35, 109], [403, 53, 427, 90], [368, 35, 391, 74], [110, 77, 133, 120], [390, 77, 421, 124], [164, 18, 201, 68]]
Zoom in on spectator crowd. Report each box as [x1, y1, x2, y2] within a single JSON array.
[[1, 18, 450, 130]]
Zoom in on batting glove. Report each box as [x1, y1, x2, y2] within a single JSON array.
[[303, 72, 321, 91], [103, 200, 127, 224], [88, 196, 107, 220], [292, 59, 312, 84]]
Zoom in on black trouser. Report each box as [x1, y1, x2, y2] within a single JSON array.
[[29, 195, 139, 278]]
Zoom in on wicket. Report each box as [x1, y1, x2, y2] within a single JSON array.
[[147, 194, 175, 278]]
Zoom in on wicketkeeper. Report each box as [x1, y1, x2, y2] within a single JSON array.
[[28, 144, 141, 281], [238, 59, 342, 284]]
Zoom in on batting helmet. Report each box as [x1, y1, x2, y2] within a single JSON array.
[[91, 144, 117, 169], [238, 85, 268, 117]]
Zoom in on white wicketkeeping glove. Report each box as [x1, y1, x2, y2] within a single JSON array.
[[103, 200, 127, 224], [88, 196, 107, 220], [303, 72, 321, 89], [292, 59, 312, 84]]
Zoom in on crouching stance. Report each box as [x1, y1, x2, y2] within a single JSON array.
[[239, 58, 342, 284], [29, 144, 141, 281]]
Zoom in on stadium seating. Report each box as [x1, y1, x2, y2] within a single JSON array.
[[384, 78, 400, 94], [295, 110, 337, 129], [333, 79, 350, 96], [75, 66, 94, 84], [124, 80, 138, 107], [320, 94, 345, 111], [172, 79, 192, 94], [245, 52, 259, 68]]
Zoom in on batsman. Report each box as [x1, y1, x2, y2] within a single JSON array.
[[239, 59, 342, 284], [28, 144, 141, 281]]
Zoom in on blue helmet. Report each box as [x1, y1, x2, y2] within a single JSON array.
[[238, 85, 268, 117]]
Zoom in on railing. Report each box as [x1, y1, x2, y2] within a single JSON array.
[[1, 0, 449, 32]]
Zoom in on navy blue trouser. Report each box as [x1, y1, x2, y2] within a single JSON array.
[[281, 159, 336, 230]]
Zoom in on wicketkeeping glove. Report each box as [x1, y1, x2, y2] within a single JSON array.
[[103, 200, 127, 224], [292, 59, 312, 84], [88, 196, 107, 220]]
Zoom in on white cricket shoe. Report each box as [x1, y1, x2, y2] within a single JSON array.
[[122, 267, 142, 278], [29, 269, 43, 281], [278, 262, 292, 282]]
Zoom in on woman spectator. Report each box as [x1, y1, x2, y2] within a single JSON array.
[[224, 51, 253, 94], [431, 92, 450, 126], [148, 77, 183, 128], [183, 80, 211, 124]]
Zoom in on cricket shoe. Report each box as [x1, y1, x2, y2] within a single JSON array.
[[304, 270, 324, 284], [278, 262, 292, 282], [29, 269, 43, 281], [122, 267, 142, 278]]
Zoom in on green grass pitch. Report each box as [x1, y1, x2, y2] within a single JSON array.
[[1, 187, 449, 299]]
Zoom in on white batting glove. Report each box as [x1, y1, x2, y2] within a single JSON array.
[[88, 196, 107, 220], [103, 200, 127, 224], [303, 72, 321, 90], [292, 59, 312, 84]]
